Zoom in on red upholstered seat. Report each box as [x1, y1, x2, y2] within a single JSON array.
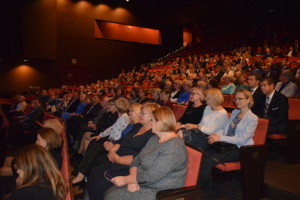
[[288, 98, 300, 120], [174, 105, 187, 121], [222, 94, 230, 107], [224, 95, 237, 109], [267, 134, 287, 140], [214, 118, 269, 172], [184, 144, 203, 187]]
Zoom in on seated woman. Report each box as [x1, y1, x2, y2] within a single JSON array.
[[159, 89, 173, 110], [175, 87, 206, 131], [170, 80, 183, 103], [43, 118, 64, 136], [0, 127, 62, 177], [221, 75, 236, 94], [104, 106, 187, 200], [199, 89, 258, 186], [9, 144, 67, 200], [35, 128, 63, 168], [177, 80, 193, 104], [71, 100, 141, 185], [179, 88, 228, 149], [235, 74, 250, 93], [151, 88, 162, 104], [85, 103, 160, 200], [78, 97, 129, 154]]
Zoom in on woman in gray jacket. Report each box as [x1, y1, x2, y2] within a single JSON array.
[[199, 89, 258, 186], [104, 106, 187, 200]]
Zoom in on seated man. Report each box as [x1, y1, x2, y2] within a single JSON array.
[[247, 72, 264, 116], [10, 99, 44, 145], [259, 77, 289, 134], [275, 69, 298, 98], [9, 95, 27, 118]]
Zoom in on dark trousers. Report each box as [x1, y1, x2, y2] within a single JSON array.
[[87, 162, 129, 200], [199, 147, 240, 186], [77, 137, 109, 176]]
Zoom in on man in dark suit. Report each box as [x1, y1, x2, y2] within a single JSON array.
[[210, 65, 225, 86], [259, 77, 289, 135], [247, 72, 264, 116], [67, 94, 102, 137], [64, 93, 80, 113], [261, 65, 278, 83], [10, 99, 44, 145]]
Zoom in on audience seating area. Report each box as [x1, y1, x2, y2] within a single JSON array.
[[0, 101, 72, 200]]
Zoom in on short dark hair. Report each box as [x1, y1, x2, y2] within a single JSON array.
[[249, 72, 261, 81], [260, 77, 275, 86]]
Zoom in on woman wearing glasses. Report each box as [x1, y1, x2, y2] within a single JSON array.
[[199, 89, 258, 186], [85, 103, 159, 200], [178, 88, 228, 149]]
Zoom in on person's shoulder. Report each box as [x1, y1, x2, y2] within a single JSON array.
[[11, 185, 53, 200]]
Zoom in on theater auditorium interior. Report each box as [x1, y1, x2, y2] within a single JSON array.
[[0, 0, 300, 200]]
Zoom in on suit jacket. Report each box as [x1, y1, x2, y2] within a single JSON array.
[[275, 81, 298, 98], [218, 109, 258, 148], [211, 71, 225, 86], [259, 91, 289, 134], [84, 103, 101, 121], [251, 87, 264, 116], [64, 98, 80, 113], [25, 107, 44, 123]]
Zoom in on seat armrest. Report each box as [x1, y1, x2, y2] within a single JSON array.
[[156, 186, 201, 200]]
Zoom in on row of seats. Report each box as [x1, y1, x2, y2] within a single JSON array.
[[159, 103, 270, 200], [1, 101, 72, 200]]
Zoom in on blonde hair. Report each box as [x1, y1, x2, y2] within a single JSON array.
[[37, 128, 62, 150], [43, 119, 64, 135], [130, 103, 142, 123], [236, 89, 254, 108], [183, 80, 193, 88], [153, 106, 176, 132], [15, 144, 67, 200], [190, 87, 205, 102], [206, 88, 224, 106], [115, 97, 130, 114], [141, 102, 160, 114]]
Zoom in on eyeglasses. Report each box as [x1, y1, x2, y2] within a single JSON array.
[[233, 98, 247, 101], [190, 92, 200, 95], [141, 112, 151, 115]]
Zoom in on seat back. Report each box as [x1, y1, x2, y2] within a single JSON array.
[[184, 143, 203, 187], [253, 118, 269, 145], [174, 105, 187, 121], [225, 95, 237, 109], [222, 94, 230, 107], [288, 98, 300, 120]]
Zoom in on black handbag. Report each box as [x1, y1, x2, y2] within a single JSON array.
[[210, 141, 238, 153]]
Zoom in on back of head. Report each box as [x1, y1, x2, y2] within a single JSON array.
[[153, 106, 176, 132], [115, 97, 130, 114], [43, 119, 64, 135], [15, 144, 67, 200], [37, 128, 62, 150]]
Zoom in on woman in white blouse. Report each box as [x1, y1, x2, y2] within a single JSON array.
[[179, 88, 228, 149]]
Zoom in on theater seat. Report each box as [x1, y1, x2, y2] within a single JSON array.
[[174, 104, 187, 121], [214, 117, 269, 172], [156, 143, 203, 200]]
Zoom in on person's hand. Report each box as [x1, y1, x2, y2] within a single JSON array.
[[104, 141, 114, 151], [208, 134, 220, 144], [127, 183, 140, 192], [185, 123, 199, 130], [90, 135, 101, 141], [175, 123, 183, 131], [108, 151, 119, 163], [111, 176, 126, 187]]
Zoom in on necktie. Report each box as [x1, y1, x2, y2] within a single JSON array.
[[263, 97, 270, 118], [250, 89, 254, 94]]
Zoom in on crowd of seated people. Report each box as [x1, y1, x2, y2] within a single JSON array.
[[2, 38, 300, 200]]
